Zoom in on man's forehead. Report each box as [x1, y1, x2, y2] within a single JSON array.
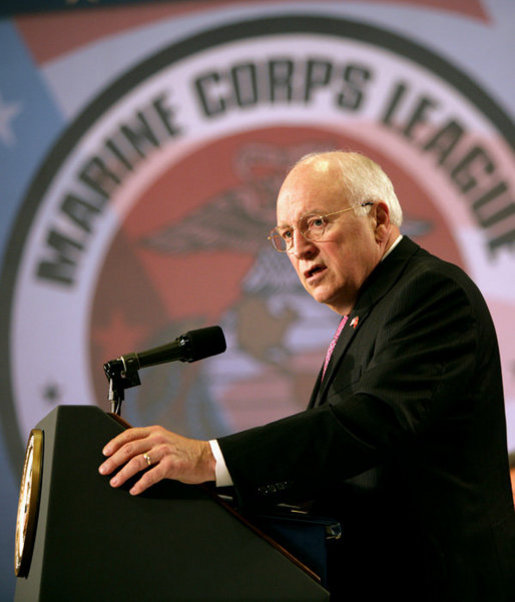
[[276, 162, 345, 222]]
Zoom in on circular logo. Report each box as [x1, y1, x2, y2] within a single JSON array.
[[2, 15, 514, 469]]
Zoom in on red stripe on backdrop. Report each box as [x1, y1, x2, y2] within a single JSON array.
[[372, 0, 489, 21], [13, 2, 222, 64], [14, 0, 489, 66]]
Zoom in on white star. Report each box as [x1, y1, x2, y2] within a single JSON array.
[[0, 93, 23, 147]]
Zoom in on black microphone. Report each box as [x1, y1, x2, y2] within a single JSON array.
[[103, 326, 226, 415], [119, 325, 226, 369]]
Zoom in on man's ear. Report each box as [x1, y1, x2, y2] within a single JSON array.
[[374, 201, 391, 242]]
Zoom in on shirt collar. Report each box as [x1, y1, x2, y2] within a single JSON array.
[[381, 234, 403, 262]]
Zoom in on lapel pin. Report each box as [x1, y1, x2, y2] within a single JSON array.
[[350, 316, 359, 329]]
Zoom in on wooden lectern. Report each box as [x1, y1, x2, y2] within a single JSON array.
[[14, 406, 329, 601]]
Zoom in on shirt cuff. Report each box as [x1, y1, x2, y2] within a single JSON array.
[[208, 439, 234, 487]]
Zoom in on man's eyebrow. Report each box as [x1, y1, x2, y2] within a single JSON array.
[[276, 209, 327, 227]]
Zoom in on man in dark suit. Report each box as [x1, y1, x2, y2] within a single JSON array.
[[99, 151, 515, 601]]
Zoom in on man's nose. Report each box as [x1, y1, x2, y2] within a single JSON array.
[[289, 229, 316, 258]]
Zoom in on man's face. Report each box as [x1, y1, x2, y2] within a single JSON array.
[[276, 159, 386, 315]]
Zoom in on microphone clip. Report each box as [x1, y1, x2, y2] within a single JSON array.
[[103, 356, 141, 416]]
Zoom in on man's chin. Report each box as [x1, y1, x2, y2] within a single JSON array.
[[308, 286, 333, 306], [310, 289, 351, 315]]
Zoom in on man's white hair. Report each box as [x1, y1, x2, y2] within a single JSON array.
[[296, 151, 403, 227]]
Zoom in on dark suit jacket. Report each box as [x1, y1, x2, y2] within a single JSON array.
[[219, 237, 515, 601]]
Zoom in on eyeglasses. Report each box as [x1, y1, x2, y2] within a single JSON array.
[[268, 202, 375, 253]]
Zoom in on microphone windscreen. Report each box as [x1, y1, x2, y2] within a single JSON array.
[[186, 326, 227, 362]]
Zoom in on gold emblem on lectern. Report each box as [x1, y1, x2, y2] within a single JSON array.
[[15, 429, 43, 577]]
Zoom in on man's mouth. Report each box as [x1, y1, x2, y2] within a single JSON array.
[[305, 265, 326, 280]]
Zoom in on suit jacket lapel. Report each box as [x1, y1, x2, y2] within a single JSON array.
[[313, 307, 370, 405], [307, 369, 323, 409]]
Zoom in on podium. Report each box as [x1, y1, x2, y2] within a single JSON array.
[[14, 406, 329, 601]]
